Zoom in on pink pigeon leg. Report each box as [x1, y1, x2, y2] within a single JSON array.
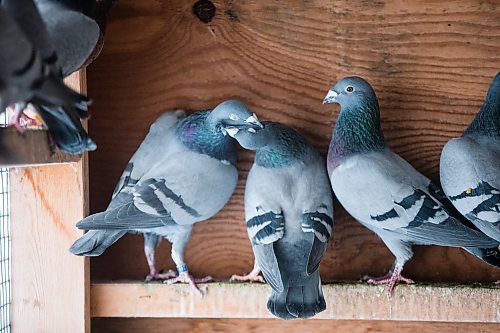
[[143, 238, 176, 282]]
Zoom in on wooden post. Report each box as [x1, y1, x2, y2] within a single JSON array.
[[9, 72, 90, 333]]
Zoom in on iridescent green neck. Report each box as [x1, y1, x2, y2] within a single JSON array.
[[177, 111, 237, 164], [328, 101, 385, 171], [255, 123, 316, 168]]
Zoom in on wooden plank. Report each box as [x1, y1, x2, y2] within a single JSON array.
[[91, 318, 500, 333], [10, 71, 90, 333], [88, 0, 500, 284], [90, 282, 500, 322], [0, 128, 80, 167]]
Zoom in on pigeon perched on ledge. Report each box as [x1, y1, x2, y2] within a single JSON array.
[[229, 121, 333, 319], [440, 73, 500, 242], [323, 76, 500, 297], [1, 0, 96, 154], [70, 100, 263, 296]]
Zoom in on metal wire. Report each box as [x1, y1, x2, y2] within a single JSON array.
[[0, 111, 11, 333]]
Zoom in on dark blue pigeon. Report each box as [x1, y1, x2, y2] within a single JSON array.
[[323, 76, 500, 297], [440, 73, 500, 242], [1, 0, 96, 154], [70, 100, 263, 296], [229, 121, 333, 319]]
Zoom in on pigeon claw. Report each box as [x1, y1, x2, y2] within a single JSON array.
[[229, 269, 265, 283], [230, 272, 265, 283], [163, 272, 213, 298], [363, 268, 414, 298], [144, 269, 177, 282]]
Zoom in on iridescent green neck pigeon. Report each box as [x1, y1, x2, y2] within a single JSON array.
[[440, 73, 500, 242], [324, 76, 500, 296], [229, 121, 333, 319], [70, 100, 263, 296]]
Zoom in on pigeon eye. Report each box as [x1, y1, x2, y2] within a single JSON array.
[[345, 86, 354, 93]]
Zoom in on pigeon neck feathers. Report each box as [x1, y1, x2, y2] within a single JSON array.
[[328, 98, 385, 170], [177, 111, 237, 165], [465, 73, 500, 137], [255, 122, 316, 168]]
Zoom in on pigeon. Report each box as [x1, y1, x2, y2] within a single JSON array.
[[69, 100, 264, 296], [229, 121, 333, 319], [323, 76, 500, 296], [440, 73, 500, 242], [1, 0, 96, 154]]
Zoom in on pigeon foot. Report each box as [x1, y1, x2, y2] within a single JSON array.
[[164, 272, 213, 298], [230, 267, 264, 283], [144, 269, 176, 282], [363, 267, 414, 297]]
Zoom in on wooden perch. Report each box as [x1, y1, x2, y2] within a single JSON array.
[[0, 128, 81, 168], [91, 282, 500, 322]]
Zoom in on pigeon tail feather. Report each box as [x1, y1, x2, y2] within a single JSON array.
[[267, 270, 326, 320], [69, 230, 126, 256]]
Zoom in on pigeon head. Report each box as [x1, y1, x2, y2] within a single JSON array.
[[227, 121, 272, 150], [208, 100, 264, 137], [323, 76, 378, 108]]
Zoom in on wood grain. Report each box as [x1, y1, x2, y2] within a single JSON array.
[[90, 282, 500, 322], [10, 72, 90, 333], [0, 128, 81, 167], [87, 0, 500, 284], [92, 318, 500, 333]]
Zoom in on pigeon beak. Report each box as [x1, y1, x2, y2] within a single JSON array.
[[323, 90, 339, 104], [245, 113, 264, 129]]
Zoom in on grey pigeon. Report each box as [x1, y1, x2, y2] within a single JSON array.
[[70, 100, 264, 296], [323, 76, 500, 296], [1, 0, 96, 154], [229, 121, 333, 319], [440, 73, 500, 242]]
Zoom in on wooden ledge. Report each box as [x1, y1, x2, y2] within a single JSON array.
[[0, 128, 81, 167], [90, 282, 500, 322]]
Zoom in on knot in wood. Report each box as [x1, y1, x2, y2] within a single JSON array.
[[192, 0, 216, 23]]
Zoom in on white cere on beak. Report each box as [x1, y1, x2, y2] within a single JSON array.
[[245, 113, 263, 128], [225, 127, 239, 138], [247, 127, 257, 133], [229, 113, 240, 121], [325, 90, 338, 99]]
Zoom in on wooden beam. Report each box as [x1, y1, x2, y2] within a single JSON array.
[[0, 128, 80, 168], [10, 71, 90, 333], [91, 318, 500, 333], [90, 282, 500, 322]]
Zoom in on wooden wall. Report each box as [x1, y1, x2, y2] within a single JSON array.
[[88, 0, 500, 283], [86, 0, 499, 330]]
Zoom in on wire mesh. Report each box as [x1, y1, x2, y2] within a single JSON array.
[[0, 111, 11, 333]]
